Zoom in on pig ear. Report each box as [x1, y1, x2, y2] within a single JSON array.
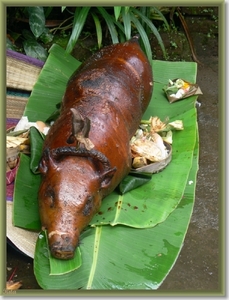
[[39, 148, 57, 174], [100, 167, 116, 189], [39, 156, 48, 174], [39, 148, 50, 174]]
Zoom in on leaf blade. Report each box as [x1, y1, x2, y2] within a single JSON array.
[[97, 7, 119, 44], [122, 7, 131, 40], [114, 6, 122, 21], [132, 7, 167, 59], [91, 13, 103, 49], [65, 7, 90, 54], [27, 6, 46, 38], [13, 153, 41, 230], [130, 13, 152, 63], [29, 126, 45, 174]]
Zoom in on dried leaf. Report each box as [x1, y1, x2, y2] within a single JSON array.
[[6, 280, 22, 290]]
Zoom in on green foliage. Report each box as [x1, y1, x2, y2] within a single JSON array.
[[65, 7, 90, 54], [27, 7, 46, 38], [22, 7, 53, 61], [7, 6, 170, 62], [65, 6, 170, 61], [7, 6, 55, 61]]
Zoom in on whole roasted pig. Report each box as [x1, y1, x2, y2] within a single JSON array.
[[38, 36, 153, 259]]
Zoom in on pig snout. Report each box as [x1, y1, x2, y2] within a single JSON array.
[[48, 230, 79, 260]]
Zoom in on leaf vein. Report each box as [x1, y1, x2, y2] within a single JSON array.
[[87, 226, 102, 289]]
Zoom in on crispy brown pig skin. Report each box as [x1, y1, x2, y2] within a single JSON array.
[[38, 36, 153, 259]]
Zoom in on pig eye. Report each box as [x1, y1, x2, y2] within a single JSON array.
[[45, 187, 55, 208], [82, 196, 93, 216]]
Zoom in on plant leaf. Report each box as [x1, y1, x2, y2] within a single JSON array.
[[29, 126, 45, 174], [44, 7, 53, 18], [39, 27, 54, 44], [22, 29, 34, 40], [114, 6, 122, 21], [33, 132, 199, 289], [122, 7, 131, 40], [23, 39, 48, 62], [91, 13, 102, 49], [97, 7, 119, 44], [27, 6, 46, 38], [23, 44, 81, 122], [13, 153, 41, 230], [65, 7, 90, 54], [150, 6, 170, 30], [6, 37, 17, 51], [118, 172, 152, 195], [132, 7, 167, 59], [130, 13, 152, 64], [45, 103, 61, 123]]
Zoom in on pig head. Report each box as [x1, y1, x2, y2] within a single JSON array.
[[38, 146, 116, 259]]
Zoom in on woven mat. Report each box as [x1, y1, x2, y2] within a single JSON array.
[[6, 49, 44, 119], [7, 56, 42, 91], [6, 93, 29, 120]]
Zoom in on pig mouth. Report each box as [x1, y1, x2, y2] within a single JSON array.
[[50, 244, 75, 260], [48, 230, 77, 260]]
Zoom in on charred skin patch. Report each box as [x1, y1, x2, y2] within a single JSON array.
[[44, 185, 55, 208], [82, 196, 94, 216]]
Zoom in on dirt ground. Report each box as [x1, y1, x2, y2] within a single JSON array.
[[5, 18, 222, 294], [159, 38, 220, 293]]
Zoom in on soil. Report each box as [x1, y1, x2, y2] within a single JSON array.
[[5, 7, 222, 294]]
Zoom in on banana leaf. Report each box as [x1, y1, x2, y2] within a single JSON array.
[[12, 44, 199, 289], [13, 153, 41, 230], [30, 126, 45, 174], [34, 130, 198, 289], [23, 45, 81, 122]]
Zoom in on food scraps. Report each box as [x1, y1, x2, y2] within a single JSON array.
[[6, 116, 50, 173], [130, 116, 184, 170]]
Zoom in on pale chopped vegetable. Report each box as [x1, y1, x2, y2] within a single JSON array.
[[131, 139, 164, 162], [160, 130, 173, 144], [167, 120, 184, 131], [132, 156, 148, 168]]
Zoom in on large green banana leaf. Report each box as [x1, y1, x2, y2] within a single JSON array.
[[12, 44, 199, 289], [34, 130, 198, 290]]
